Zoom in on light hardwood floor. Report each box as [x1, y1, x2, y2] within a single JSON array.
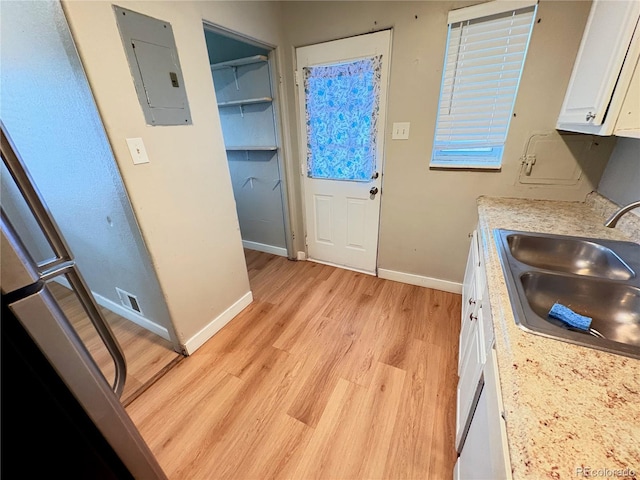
[[126, 250, 462, 479], [49, 282, 182, 405]]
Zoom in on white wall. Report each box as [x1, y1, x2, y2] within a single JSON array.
[[598, 138, 640, 208], [280, 0, 616, 284], [62, 1, 285, 352]]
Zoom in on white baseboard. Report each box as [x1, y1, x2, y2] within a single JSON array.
[[296, 251, 306, 261], [182, 291, 253, 355], [378, 268, 462, 294], [242, 240, 287, 257], [51, 277, 170, 340], [92, 292, 170, 341]]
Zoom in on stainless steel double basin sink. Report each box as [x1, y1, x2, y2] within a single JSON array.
[[494, 229, 640, 360]]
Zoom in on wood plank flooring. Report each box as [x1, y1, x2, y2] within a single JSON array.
[[126, 250, 462, 479], [48, 282, 182, 405]]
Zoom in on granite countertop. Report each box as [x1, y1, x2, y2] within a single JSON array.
[[477, 194, 640, 480]]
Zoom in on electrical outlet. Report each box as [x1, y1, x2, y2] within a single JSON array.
[[392, 122, 410, 140], [126, 137, 150, 164]]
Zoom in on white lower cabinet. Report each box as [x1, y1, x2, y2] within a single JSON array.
[[459, 231, 480, 376], [456, 230, 485, 450], [457, 348, 512, 480], [456, 307, 484, 450], [456, 229, 511, 479], [458, 380, 491, 479]]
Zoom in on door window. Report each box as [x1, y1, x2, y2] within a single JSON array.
[[304, 56, 382, 181]]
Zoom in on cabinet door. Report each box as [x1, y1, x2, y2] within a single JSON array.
[[557, 0, 640, 126], [481, 276, 494, 354], [485, 347, 512, 479], [460, 231, 480, 375], [458, 386, 491, 480], [458, 347, 512, 480], [459, 275, 476, 376], [614, 57, 640, 138], [456, 309, 485, 451]]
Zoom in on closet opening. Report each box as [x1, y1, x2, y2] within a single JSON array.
[[203, 24, 293, 263]]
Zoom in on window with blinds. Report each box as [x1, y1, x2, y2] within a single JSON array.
[[430, 1, 537, 169]]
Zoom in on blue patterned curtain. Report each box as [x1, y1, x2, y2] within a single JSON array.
[[304, 56, 382, 181]]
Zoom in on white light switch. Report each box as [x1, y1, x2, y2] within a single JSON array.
[[126, 137, 150, 164], [392, 122, 410, 140]]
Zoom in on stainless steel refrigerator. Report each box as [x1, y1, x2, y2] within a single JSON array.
[[1, 126, 167, 479]]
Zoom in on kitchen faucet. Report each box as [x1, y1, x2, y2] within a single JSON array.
[[604, 200, 640, 228]]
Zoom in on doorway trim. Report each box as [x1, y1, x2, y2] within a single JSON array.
[[202, 21, 296, 260]]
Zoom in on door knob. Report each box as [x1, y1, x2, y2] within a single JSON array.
[[369, 187, 379, 196]]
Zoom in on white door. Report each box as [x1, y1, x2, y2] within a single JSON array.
[[296, 31, 391, 274]]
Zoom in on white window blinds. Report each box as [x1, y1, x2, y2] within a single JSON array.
[[430, 2, 537, 169]]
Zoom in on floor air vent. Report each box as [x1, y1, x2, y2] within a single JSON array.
[[116, 287, 143, 315]]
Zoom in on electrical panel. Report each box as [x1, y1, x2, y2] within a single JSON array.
[[113, 6, 192, 126]]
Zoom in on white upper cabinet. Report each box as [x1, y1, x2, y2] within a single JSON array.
[[615, 57, 640, 138], [557, 0, 640, 137]]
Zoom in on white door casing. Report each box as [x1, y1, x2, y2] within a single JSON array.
[[296, 30, 391, 275]]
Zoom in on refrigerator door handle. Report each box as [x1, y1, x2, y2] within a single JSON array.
[[65, 266, 128, 398], [39, 256, 128, 398], [1, 125, 127, 398]]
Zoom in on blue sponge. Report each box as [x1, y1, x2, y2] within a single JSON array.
[[548, 303, 592, 331]]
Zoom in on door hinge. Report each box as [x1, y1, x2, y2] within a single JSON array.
[[294, 70, 300, 86]]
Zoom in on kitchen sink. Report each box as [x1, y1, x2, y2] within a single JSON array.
[[520, 272, 640, 345], [494, 229, 640, 360], [506, 234, 634, 280]]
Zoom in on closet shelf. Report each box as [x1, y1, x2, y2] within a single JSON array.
[[210, 55, 268, 70], [226, 146, 278, 151], [217, 97, 273, 107]]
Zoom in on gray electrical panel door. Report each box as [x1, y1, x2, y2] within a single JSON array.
[[113, 6, 192, 126]]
